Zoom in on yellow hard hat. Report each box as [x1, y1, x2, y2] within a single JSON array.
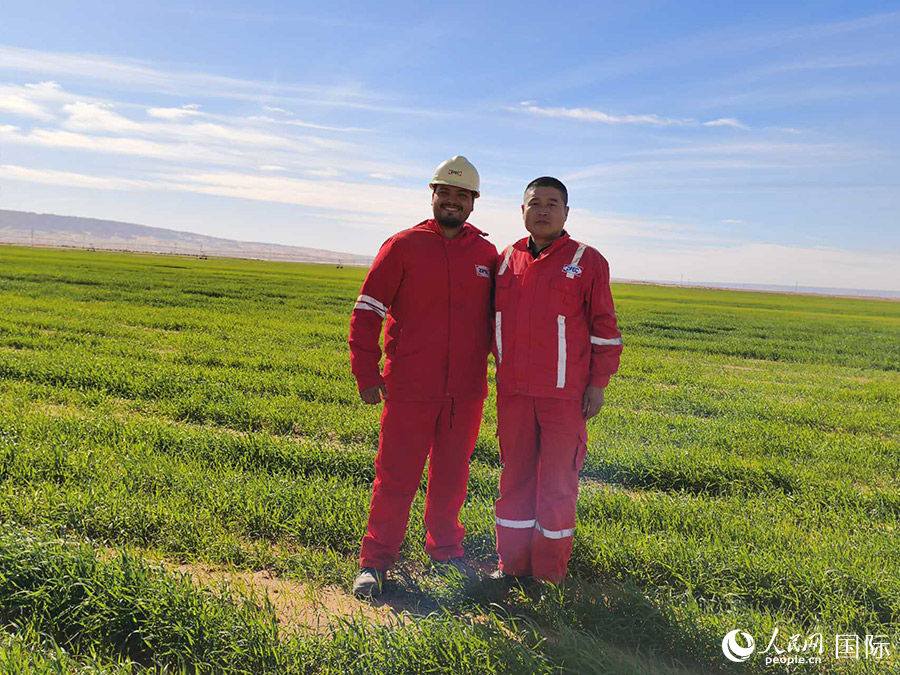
[[429, 155, 480, 198]]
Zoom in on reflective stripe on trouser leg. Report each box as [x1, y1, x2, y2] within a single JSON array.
[[495, 311, 502, 364], [495, 517, 536, 529], [556, 315, 566, 388], [424, 398, 484, 562], [360, 400, 442, 570], [495, 395, 539, 577], [531, 397, 586, 583], [535, 522, 575, 539]]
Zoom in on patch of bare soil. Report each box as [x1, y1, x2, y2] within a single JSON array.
[[170, 562, 410, 634]]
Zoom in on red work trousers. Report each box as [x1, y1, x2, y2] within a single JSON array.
[[495, 395, 587, 583], [360, 398, 484, 570]]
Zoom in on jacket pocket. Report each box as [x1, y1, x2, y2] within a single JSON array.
[[550, 276, 582, 315]]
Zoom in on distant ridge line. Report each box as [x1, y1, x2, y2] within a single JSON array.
[[0, 208, 373, 266], [616, 278, 900, 301]]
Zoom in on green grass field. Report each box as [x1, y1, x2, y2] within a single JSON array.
[[0, 244, 898, 674]]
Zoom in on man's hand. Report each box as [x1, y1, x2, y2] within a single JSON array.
[[582, 385, 605, 419], [360, 384, 387, 405]]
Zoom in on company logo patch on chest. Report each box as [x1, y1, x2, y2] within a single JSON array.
[[562, 264, 583, 276], [475, 265, 491, 278]]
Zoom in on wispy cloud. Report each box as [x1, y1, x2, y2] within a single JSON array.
[[147, 104, 204, 120], [0, 163, 156, 190], [0, 93, 54, 120], [702, 118, 749, 130], [515, 104, 693, 126], [0, 126, 232, 162], [247, 115, 369, 132], [563, 140, 865, 183], [0, 46, 452, 117], [0, 45, 371, 103], [514, 103, 749, 129], [263, 106, 294, 116]]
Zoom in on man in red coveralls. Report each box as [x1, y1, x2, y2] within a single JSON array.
[[492, 176, 622, 584], [348, 156, 498, 597]]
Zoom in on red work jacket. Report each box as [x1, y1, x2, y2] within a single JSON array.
[[349, 219, 498, 401], [494, 233, 622, 400]]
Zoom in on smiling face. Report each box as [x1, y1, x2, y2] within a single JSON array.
[[522, 185, 569, 247], [432, 184, 475, 229]]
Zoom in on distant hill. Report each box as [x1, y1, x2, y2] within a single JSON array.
[[0, 209, 373, 266]]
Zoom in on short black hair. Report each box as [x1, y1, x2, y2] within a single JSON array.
[[524, 176, 568, 205]]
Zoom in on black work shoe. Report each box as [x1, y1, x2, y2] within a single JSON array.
[[489, 568, 535, 588], [353, 567, 386, 598]]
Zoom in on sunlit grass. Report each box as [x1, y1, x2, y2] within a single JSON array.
[[1, 244, 898, 673]]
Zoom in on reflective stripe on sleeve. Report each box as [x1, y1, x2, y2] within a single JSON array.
[[357, 294, 388, 314], [498, 247, 514, 276], [496, 517, 537, 529], [353, 301, 386, 318], [495, 311, 503, 364], [556, 315, 566, 388], [535, 522, 575, 540], [590, 336, 623, 346]]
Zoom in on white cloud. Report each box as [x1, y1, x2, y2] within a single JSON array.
[[0, 126, 230, 162], [259, 165, 287, 172], [0, 45, 373, 104], [248, 114, 368, 132], [0, 93, 54, 120], [516, 104, 750, 131], [62, 102, 143, 133], [722, 219, 744, 224], [702, 118, 750, 130], [263, 106, 293, 116], [304, 168, 343, 178], [147, 105, 205, 120], [56, 102, 319, 150], [0, 163, 156, 190], [516, 103, 694, 126]]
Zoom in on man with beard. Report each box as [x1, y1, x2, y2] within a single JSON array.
[[348, 156, 497, 597]]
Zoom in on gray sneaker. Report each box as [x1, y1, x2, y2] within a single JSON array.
[[353, 567, 386, 598]]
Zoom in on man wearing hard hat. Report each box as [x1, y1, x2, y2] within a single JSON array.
[[492, 176, 622, 584], [348, 156, 497, 597]]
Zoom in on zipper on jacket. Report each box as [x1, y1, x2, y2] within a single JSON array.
[[443, 237, 452, 397]]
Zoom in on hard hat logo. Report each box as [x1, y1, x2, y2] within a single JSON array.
[[430, 155, 480, 198]]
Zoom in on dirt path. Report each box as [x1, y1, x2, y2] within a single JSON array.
[[170, 561, 417, 634]]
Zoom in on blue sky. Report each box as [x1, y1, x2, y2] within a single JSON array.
[[1, 1, 898, 290]]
